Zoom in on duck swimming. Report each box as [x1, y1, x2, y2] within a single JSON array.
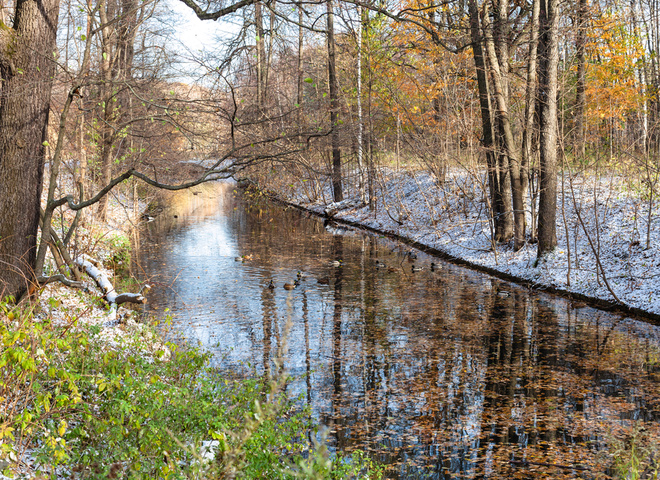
[[283, 278, 301, 290]]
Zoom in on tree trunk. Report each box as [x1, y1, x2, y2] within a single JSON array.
[[255, 1, 266, 108], [522, 0, 540, 238], [537, 0, 560, 257], [297, 2, 303, 116], [356, 5, 365, 201], [96, 0, 118, 220], [327, 0, 342, 202], [364, 9, 375, 211], [484, 0, 523, 247], [0, 0, 61, 299], [468, 0, 508, 244], [574, 0, 587, 158]]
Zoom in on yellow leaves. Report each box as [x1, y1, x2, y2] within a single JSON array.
[[58, 419, 68, 437], [0, 422, 15, 441], [584, 11, 646, 127]]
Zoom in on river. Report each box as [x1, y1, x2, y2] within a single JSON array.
[[139, 181, 660, 479]]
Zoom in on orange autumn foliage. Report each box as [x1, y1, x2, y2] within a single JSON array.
[[356, 2, 474, 137], [584, 12, 647, 129]]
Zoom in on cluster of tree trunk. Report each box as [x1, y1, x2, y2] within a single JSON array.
[[0, 0, 641, 300], [467, 0, 558, 255]]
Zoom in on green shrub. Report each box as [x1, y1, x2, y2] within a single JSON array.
[[610, 424, 660, 480], [0, 299, 383, 479]]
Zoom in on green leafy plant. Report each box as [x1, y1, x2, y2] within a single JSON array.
[[610, 424, 660, 480], [0, 297, 384, 479]]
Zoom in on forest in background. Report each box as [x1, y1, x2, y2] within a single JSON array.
[[0, 0, 657, 302]]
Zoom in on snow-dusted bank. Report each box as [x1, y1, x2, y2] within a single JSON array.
[[264, 168, 660, 319]]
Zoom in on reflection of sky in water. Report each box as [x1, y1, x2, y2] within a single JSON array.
[[141, 183, 660, 479]]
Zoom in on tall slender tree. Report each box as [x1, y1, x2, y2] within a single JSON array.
[[521, 0, 540, 238], [537, 0, 560, 256], [468, 0, 510, 243], [574, 0, 587, 157], [483, 0, 523, 247], [327, 0, 343, 202]]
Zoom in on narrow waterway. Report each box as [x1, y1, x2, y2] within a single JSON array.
[[140, 182, 660, 479]]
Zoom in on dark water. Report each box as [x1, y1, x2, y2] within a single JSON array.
[[140, 183, 660, 479]]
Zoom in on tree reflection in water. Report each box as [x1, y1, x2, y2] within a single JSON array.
[[142, 183, 660, 479]]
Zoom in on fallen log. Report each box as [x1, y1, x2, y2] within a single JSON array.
[[75, 255, 150, 321], [324, 198, 366, 217]]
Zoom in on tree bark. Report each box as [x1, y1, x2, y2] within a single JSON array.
[[0, 0, 61, 299], [468, 0, 509, 244], [484, 0, 523, 247], [574, 0, 587, 157], [356, 5, 365, 201], [297, 2, 303, 113], [522, 0, 540, 238], [327, 0, 342, 202], [537, 0, 560, 257], [255, 0, 266, 108]]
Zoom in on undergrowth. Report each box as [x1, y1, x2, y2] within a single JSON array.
[[0, 298, 383, 479], [610, 424, 660, 480]]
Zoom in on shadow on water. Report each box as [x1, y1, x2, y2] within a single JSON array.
[[139, 181, 660, 479]]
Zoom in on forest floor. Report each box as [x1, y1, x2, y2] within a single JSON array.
[[279, 166, 660, 319], [0, 193, 165, 477]]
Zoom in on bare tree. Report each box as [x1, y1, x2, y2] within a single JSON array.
[[327, 0, 343, 201], [537, 0, 560, 257]]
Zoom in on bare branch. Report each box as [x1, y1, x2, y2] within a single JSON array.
[[37, 274, 85, 289], [178, 0, 257, 20]]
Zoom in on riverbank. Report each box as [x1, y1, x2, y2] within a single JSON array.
[[254, 167, 660, 322]]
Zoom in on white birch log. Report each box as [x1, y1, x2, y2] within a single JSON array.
[[75, 255, 149, 321]]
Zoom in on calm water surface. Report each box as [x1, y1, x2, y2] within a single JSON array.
[[140, 182, 660, 479]]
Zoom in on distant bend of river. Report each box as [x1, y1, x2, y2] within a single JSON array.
[[139, 181, 660, 480]]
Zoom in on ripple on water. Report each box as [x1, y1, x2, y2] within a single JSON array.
[[141, 182, 660, 479]]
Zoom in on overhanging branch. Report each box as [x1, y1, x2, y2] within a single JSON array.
[[178, 0, 257, 20]]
